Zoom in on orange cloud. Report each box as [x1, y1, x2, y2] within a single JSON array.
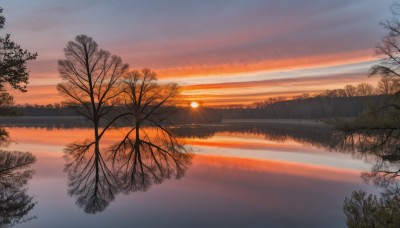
[[180, 73, 379, 106], [151, 49, 374, 78]]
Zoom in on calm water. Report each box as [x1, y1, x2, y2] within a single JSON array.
[[2, 123, 379, 227]]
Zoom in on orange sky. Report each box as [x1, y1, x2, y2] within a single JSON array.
[[2, 1, 392, 106], [9, 54, 381, 107]]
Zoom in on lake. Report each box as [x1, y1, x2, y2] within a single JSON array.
[[1, 122, 380, 227]]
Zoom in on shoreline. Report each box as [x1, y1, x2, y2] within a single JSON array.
[[222, 119, 329, 126]]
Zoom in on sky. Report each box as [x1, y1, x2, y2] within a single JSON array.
[[1, 0, 395, 106]]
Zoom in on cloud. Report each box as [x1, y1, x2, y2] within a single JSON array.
[[0, 0, 393, 105], [183, 73, 374, 91]]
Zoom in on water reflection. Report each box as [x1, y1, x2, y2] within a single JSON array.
[[10, 120, 396, 225], [175, 124, 400, 227], [173, 122, 335, 145], [329, 129, 400, 227], [0, 129, 36, 226], [64, 141, 117, 214], [3, 122, 382, 227], [64, 126, 191, 214], [110, 127, 191, 193], [330, 129, 400, 187]]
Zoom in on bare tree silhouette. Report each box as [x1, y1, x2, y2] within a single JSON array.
[[63, 70, 190, 213], [109, 69, 190, 192], [57, 35, 129, 156], [370, 3, 400, 97], [120, 69, 180, 127]]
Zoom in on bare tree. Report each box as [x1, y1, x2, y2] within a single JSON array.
[[61, 68, 191, 212], [356, 83, 374, 96], [58, 35, 130, 214], [322, 89, 347, 98], [344, 84, 357, 97], [376, 76, 400, 94], [109, 69, 191, 192], [120, 69, 180, 129], [363, 3, 400, 117], [57, 35, 129, 152], [370, 3, 400, 95]]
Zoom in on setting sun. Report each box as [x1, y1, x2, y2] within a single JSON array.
[[190, 101, 199, 109], [1, 1, 396, 227]]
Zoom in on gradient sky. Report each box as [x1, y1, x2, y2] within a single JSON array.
[[1, 0, 394, 106]]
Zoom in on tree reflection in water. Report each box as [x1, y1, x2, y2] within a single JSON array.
[[332, 129, 400, 187], [171, 123, 400, 226], [110, 127, 191, 193], [0, 144, 36, 226], [64, 126, 191, 214], [331, 129, 400, 227], [64, 68, 192, 214], [64, 141, 117, 214]]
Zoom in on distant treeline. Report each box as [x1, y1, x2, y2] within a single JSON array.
[[9, 79, 399, 122], [10, 95, 389, 122], [219, 95, 389, 119], [227, 80, 398, 119], [13, 104, 79, 116], [10, 105, 223, 124]]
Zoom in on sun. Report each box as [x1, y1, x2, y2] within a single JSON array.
[[190, 101, 199, 109]]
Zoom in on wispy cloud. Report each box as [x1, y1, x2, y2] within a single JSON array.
[[1, 0, 392, 105]]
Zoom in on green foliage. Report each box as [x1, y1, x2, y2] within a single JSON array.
[[0, 34, 37, 92], [0, 8, 37, 91], [333, 94, 400, 131], [0, 90, 16, 116], [0, 7, 36, 108], [344, 189, 400, 228]]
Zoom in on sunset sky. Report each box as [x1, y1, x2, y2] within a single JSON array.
[[2, 0, 394, 106]]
